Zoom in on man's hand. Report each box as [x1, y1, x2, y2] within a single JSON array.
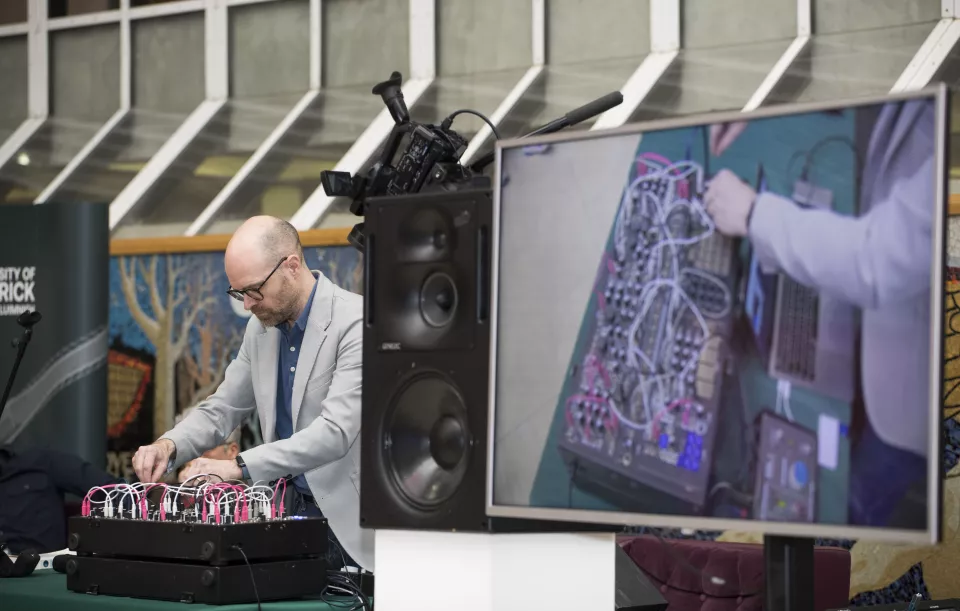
[[708, 121, 748, 156], [178, 458, 242, 485], [704, 169, 756, 238], [177, 459, 196, 484], [132, 439, 175, 483]]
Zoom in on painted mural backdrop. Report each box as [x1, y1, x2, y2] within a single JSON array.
[[103, 243, 960, 605], [105, 246, 362, 481]]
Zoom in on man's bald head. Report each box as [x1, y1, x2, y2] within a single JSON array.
[[224, 216, 315, 327], [226, 216, 303, 271]]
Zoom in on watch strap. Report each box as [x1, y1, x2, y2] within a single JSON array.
[[235, 455, 250, 480]]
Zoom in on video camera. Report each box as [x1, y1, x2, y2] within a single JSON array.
[[320, 71, 624, 251]]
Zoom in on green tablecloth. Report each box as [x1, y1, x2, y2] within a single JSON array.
[[1, 571, 361, 610]]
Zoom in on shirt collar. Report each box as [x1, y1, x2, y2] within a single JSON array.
[[278, 272, 319, 332]]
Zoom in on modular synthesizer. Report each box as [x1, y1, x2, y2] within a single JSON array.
[[64, 479, 332, 605], [557, 150, 740, 510], [68, 513, 329, 565]]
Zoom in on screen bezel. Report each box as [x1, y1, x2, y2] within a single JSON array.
[[485, 83, 949, 545]]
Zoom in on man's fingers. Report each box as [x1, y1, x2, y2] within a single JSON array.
[[181, 467, 206, 486], [141, 462, 154, 483], [180, 461, 198, 483], [150, 461, 166, 483], [133, 451, 146, 480], [703, 174, 732, 218], [141, 452, 157, 482]]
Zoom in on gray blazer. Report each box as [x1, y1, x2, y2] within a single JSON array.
[[161, 272, 374, 570], [749, 99, 935, 458]]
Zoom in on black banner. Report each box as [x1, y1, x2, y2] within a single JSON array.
[[0, 202, 109, 469]]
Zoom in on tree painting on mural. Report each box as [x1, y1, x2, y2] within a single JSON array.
[[944, 279, 960, 423], [177, 304, 243, 416], [116, 253, 226, 436]]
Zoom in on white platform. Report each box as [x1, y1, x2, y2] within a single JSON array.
[[374, 530, 617, 611]]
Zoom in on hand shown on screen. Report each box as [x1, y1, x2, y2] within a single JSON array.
[[704, 169, 756, 238], [708, 121, 748, 156]]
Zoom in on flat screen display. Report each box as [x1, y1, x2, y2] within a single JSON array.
[[487, 86, 948, 544]]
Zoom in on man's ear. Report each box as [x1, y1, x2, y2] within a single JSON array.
[[287, 254, 304, 277]]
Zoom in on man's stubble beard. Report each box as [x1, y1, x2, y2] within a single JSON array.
[[253, 278, 300, 327]]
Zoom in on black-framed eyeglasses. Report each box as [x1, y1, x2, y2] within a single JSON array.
[[226, 256, 289, 302]]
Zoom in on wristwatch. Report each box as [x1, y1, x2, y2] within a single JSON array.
[[235, 455, 250, 481]]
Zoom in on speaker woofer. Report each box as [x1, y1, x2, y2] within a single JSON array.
[[383, 375, 471, 510], [420, 271, 459, 328]]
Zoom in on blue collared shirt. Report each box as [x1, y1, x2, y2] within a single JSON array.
[[275, 274, 319, 495]]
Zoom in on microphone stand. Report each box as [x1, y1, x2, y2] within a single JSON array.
[[0, 310, 42, 429]]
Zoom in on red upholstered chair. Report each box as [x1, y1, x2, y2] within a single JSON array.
[[620, 535, 851, 611]]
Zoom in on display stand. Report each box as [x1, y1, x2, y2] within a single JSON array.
[[765, 535, 815, 611], [374, 530, 617, 611]]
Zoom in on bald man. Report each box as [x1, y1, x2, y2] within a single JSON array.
[[131, 216, 372, 571]]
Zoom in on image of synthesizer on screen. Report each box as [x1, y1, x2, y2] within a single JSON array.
[[545, 96, 937, 532], [551, 138, 744, 518]]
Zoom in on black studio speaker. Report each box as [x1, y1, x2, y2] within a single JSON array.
[[359, 188, 494, 531]]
